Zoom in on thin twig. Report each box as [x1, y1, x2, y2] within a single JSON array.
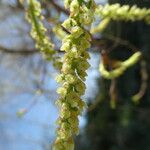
[[0, 45, 38, 55]]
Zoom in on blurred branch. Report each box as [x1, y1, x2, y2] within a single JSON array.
[[0, 45, 64, 55], [105, 34, 140, 52], [0, 45, 38, 55], [93, 34, 140, 53], [7, 1, 24, 11], [109, 79, 118, 109], [7, 0, 69, 16], [0, 33, 141, 56], [132, 60, 148, 103]]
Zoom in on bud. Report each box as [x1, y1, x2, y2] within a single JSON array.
[[60, 41, 71, 52], [57, 87, 67, 97], [65, 74, 77, 84], [55, 74, 65, 83], [64, 0, 71, 9], [70, 0, 80, 13], [71, 26, 83, 38]]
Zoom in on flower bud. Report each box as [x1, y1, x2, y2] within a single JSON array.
[[65, 74, 77, 84], [64, 0, 71, 9], [55, 74, 65, 83], [70, 0, 80, 13], [71, 26, 83, 38], [60, 41, 71, 52], [60, 103, 71, 119], [57, 87, 67, 97]]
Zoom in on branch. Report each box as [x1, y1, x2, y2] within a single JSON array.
[[7, 0, 69, 16], [92, 34, 140, 53], [104, 34, 140, 52], [0, 45, 38, 55], [0, 45, 63, 55]]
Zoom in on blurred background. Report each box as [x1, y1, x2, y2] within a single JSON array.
[[0, 0, 150, 150]]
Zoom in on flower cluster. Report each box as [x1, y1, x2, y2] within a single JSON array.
[[26, 0, 55, 60], [99, 51, 142, 79], [96, 3, 150, 24], [53, 0, 95, 150]]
